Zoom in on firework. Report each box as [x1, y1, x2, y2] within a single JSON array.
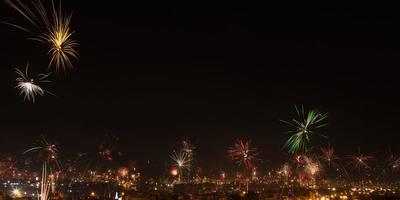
[[12, 189, 22, 198], [170, 150, 192, 182], [278, 163, 291, 177], [99, 148, 113, 161], [278, 163, 292, 185], [5, 0, 78, 72], [170, 168, 179, 176], [228, 139, 260, 170], [39, 163, 51, 200], [170, 150, 192, 169], [292, 154, 303, 166], [347, 150, 374, 172], [97, 134, 121, 162], [15, 64, 52, 103], [320, 145, 339, 167], [118, 167, 129, 177], [304, 156, 321, 177], [385, 146, 400, 173], [181, 138, 195, 179], [182, 139, 195, 159], [282, 106, 328, 155], [388, 155, 400, 172], [23, 137, 61, 171], [220, 171, 226, 179], [0, 156, 17, 179], [251, 167, 257, 180]]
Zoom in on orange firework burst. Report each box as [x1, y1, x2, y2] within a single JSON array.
[[118, 167, 129, 177], [170, 167, 179, 176]]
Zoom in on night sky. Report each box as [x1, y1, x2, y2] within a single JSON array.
[[0, 2, 400, 175]]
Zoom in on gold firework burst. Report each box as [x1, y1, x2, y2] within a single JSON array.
[[5, 0, 78, 73]]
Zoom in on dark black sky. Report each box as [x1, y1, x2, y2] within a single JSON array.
[[1, 1, 400, 175]]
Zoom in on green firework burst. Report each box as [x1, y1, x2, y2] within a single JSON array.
[[282, 106, 328, 155]]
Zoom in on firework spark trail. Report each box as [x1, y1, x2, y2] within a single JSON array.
[[282, 106, 328, 155], [39, 163, 51, 200], [228, 139, 260, 170], [5, 0, 78, 73], [15, 64, 52, 103]]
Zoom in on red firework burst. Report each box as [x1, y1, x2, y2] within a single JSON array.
[[23, 137, 61, 171], [347, 150, 374, 172], [228, 139, 260, 169], [320, 145, 339, 167]]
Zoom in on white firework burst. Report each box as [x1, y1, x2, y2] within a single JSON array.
[[170, 150, 192, 183], [170, 150, 192, 169], [15, 64, 52, 103]]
